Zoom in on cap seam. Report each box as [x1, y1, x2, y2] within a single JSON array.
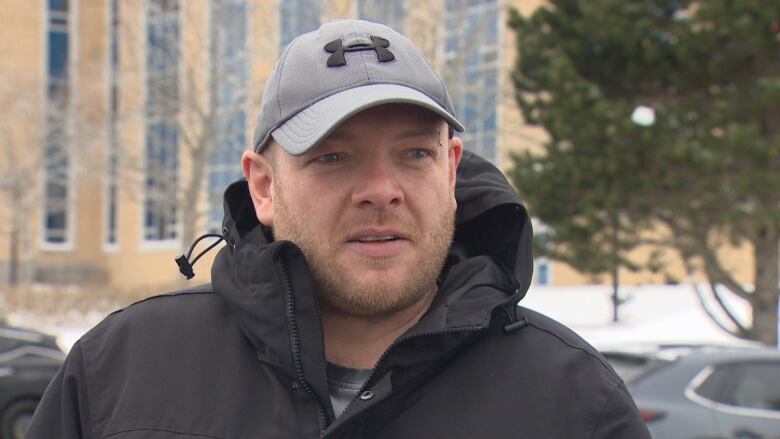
[[360, 48, 372, 84], [348, 21, 373, 84], [275, 36, 305, 120]]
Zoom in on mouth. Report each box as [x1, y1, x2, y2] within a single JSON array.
[[347, 229, 408, 244], [352, 235, 401, 243], [345, 229, 410, 258]]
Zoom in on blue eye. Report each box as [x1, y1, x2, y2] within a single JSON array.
[[316, 153, 342, 163], [409, 149, 431, 159]]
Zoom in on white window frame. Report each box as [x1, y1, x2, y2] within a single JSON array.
[[40, 0, 78, 253], [139, 0, 182, 250]]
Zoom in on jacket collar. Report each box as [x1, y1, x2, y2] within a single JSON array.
[[211, 150, 533, 413]]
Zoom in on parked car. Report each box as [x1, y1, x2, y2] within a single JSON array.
[[602, 344, 780, 439], [0, 325, 64, 439]]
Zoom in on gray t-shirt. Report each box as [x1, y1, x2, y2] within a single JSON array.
[[326, 362, 372, 419]]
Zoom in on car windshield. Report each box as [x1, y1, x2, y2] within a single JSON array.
[[603, 352, 669, 384]]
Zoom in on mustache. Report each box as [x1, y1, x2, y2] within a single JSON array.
[[336, 212, 419, 240]]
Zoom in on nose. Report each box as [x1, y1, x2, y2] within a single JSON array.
[[350, 159, 404, 209]]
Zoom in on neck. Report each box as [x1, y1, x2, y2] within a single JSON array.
[[321, 292, 436, 369]]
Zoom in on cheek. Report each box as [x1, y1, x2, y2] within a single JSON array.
[[408, 180, 456, 218], [290, 190, 342, 227]]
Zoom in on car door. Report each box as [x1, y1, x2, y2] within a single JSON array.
[[712, 361, 780, 438]]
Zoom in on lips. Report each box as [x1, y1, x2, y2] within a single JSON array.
[[347, 229, 407, 243], [355, 235, 398, 243], [346, 229, 410, 258]]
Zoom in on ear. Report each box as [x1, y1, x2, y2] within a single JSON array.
[[448, 136, 463, 193], [242, 150, 275, 226]]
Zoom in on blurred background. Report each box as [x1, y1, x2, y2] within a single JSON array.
[[0, 1, 779, 437], [0, 0, 778, 349]]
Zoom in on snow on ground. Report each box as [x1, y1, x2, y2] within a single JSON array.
[[5, 284, 768, 353], [7, 309, 106, 353], [521, 284, 755, 349]]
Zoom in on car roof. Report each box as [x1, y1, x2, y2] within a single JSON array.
[[602, 343, 780, 368]]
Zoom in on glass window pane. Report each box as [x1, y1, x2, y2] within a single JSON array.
[[443, 0, 499, 165], [49, 0, 68, 12], [279, 0, 322, 49], [729, 362, 780, 411], [144, 1, 180, 241], [48, 31, 69, 79], [358, 0, 406, 33], [694, 365, 734, 402]]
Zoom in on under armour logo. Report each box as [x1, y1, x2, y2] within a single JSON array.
[[324, 36, 395, 67]]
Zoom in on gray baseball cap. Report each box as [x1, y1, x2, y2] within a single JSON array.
[[253, 19, 464, 155]]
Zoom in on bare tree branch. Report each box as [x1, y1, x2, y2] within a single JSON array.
[[689, 281, 744, 338], [699, 236, 752, 301], [707, 280, 750, 337]]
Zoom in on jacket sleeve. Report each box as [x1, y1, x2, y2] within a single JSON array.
[[590, 382, 651, 439], [25, 340, 92, 439]]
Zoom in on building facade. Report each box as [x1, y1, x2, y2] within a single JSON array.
[[0, 0, 755, 294]]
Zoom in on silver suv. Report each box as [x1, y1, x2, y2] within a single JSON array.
[[602, 344, 780, 439]]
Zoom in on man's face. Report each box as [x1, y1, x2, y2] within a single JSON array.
[[248, 104, 463, 319]]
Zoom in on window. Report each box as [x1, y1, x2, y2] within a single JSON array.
[[49, 0, 68, 12], [727, 362, 780, 411], [693, 361, 780, 412], [43, 0, 72, 247], [144, 0, 180, 242], [533, 228, 552, 285], [105, 0, 120, 248], [279, 0, 321, 49], [207, 0, 248, 232], [535, 261, 550, 285], [358, 0, 406, 33], [692, 364, 733, 403], [443, 0, 500, 164]]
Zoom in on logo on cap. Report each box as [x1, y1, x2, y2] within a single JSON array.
[[324, 36, 395, 67]]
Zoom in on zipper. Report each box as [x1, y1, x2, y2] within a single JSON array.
[[277, 260, 330, 432], [339, 325, 485, 416]]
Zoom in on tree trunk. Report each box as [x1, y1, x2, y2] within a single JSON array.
[[611, 264, 620, 323], [8, 226, 18, 286], [751, 229, 779, 346], [7, 183, 23, 287], [610, 209, 621, 323]]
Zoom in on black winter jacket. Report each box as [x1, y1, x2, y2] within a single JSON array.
[[26, 151, 651, 438]]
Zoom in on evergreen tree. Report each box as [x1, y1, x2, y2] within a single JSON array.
[[509, 0, 780, 344]]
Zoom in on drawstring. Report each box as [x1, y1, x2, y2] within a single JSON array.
[[175, 233, 225, 279]]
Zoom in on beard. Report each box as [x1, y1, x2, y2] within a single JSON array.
[[271, 179, 455, 319]]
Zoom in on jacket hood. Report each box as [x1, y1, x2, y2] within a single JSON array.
[[217, 150, 533, 299], [450, 151, 533, 299], [210, 150, 533, 420]]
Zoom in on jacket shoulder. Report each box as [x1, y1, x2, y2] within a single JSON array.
[[84, 284, 220, 334], [515, 305, 617, 378], [496, 307, 649, 437], [77, 284, 236, 361]]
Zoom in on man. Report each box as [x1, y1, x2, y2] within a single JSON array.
[[27, 20, 650, 438]]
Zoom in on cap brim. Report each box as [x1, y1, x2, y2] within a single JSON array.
[[270, 84, 464, 156]]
